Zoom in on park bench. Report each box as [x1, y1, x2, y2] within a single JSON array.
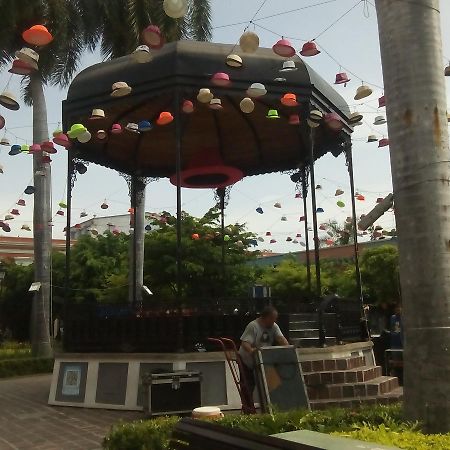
[[170, 418, 323, 450]]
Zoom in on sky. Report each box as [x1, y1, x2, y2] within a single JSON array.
[[0, 0, 449, 253]]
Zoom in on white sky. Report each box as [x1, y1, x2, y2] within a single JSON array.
[[0, 0, 449, 252]]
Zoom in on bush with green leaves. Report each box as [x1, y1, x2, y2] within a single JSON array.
[[100, 403, 450, 450], [0, 357, 53, 378]]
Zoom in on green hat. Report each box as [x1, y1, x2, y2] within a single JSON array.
[[266, 109, 280, 119], [68, 123, 86, 138]]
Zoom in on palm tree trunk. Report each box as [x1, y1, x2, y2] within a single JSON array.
[[375, 0, 450, 432], [30, 73, 52, 357]]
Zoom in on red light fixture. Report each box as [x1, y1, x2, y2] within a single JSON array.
[[334, 72, 350, 86], [300, 41, 320, 57], [272, 38, 296, 57]]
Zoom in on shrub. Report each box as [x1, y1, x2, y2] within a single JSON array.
[[103, 404, 422, 450], [0, 357, 53, 378]]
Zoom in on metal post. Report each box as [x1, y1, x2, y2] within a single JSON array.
[[217, 188, 226, 284], [301, 172, 312, 294], [64, 151, 74, 312], [131, 176, 138, 306], [174, 90, 182, 299], [308, 128, 325, 347], [345, 146, 370, 340]]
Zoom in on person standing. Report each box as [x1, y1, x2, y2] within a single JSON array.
[[238, 306, 289, 398]]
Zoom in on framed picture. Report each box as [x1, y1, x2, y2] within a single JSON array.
[[62, 365, 82, 396]]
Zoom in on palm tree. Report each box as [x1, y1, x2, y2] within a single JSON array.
[[0, 0, 211, 355], [375, 0, 450, 433]]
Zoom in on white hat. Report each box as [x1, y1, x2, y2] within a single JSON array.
[[0, 91, 20, 111], [280, 60, 298, 72], [163, 0, 187, 18], [77, 130, 92, 143], [197, 88, 213, 103], [373, 115, 387, 125], [15, 47, 39, 67], [125, 122, 139, 133], [132, 45, 152, 63], [367, 135, 378, 142], [111, 81, 132, 97], [246, 83, 266, 98], [225, 54, 243, 68], [209, 98, 222, 110], [90, 108, 105, 119]]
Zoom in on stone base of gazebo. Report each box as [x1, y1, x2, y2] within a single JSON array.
[[47, 342, 397, 412]]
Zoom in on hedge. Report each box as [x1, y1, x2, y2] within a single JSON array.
[[102, 403, 450, 450], [0, 357, 53, 378]]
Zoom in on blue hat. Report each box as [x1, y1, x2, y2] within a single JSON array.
[[24, 185, 35, 195], [9, 144, 21, 155], [138, 120, 153, 132]]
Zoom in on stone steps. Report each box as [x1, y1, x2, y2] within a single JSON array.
[[303, 365, 383, 386], [301, 356, 366, 373]]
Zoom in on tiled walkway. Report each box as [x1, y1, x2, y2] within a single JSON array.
[[0, 374, 142, 450]]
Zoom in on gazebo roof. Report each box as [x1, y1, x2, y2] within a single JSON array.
[[63, 40, 352, 180]]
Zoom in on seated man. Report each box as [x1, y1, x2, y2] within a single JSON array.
[[238, 306, 289, 398]]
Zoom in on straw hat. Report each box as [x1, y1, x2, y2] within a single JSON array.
[[354, 84, 372, 100], [132, 45, 152, 63], [209, 98, 222, 110], [373, 115, 387, 125], [15, 47, 39, 67], [239, 31, 259, 53], [280, 60, 297, 72], [367, 135, 378, 142], [0, 91, 20, 111], [225, 54, 242, 68], [246, 82, 266, 98], [197, 88, 213, 103], [309, 109, 323, 122], [0, 138, 10, 146], [163, 0, 187, 19], [0, 115, 4, 130], [307, 118, 320, 128], [97, 129, 107, 140], [349, 111, 363, 124], [335, 189, 344, 196], [77, 130, 92, 143], [239, 97, 254, 114], [21, 224, 31, 231], [111, 81, 132, 97], [90, 109, 105, 120], [9, 59, 36, 75]]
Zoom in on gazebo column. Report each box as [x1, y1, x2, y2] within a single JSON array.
[[345, 145, 370, 340], [300, 168, 312, 294], [64, 150, 75, 310], [308, 129, 325, 347], [128, 176, 146, 307]]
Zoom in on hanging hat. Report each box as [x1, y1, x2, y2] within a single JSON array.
[[22, 25, 53, 46], [445, 63, 450, 76], [111, 123, 122, 134], [246, 82, 267, 98], [24, 185, 35, 195], [138, 120, 153, 132], [80, 210, 88, 218], [223, 234, 231, 242], [286, 236, 293, 242], [8, 59, 36, 75], [309, 110, 323, 122], [21, 144, 29, 152], [295, 193, 302, 198], [156, 111, 174, 125], [76, 162, 87, 174], [300, 41, 320, 56], [90, 109, 105, 120], [239, 97, 254, 114], [281, 93, 298, 107], [0, 91, 20, 111], [267, 109, 280, 119], [225, 54, 243, 68], [376, 197, 384, 203], [68, 123, 87, 138], [334, 72, 350, 85], [132, 45, 152, 63], [197, 88, 213, 103], [337, 200, 345, 208], [335, 189, 344, 196], [209, 98, 222, 110], [269, 239, 277, 244], [354, 84, 373, 100], [272, 38, 295, 57], [324, 112, 344, 131], [274, 77, 286, 83], [90, 228, 99, 236], [0, 137, 9, 146], [15, 47, 39, 66], [35, 169, 45, 176], [17, 199, 25, 206], [182, 100, 194, 113], [1, 222, 11, 232], [41, 141, 57, 154], [97, 129, 107, 140], [378, 138, 389, 147], [349, 111, 363, 125], [367, 134, 378, 143], [378, 95, 386, 108], [356, 194, 365, 201], [52, 128, 63, 137], [53, 133, 70, 148], [142, 25, 164, 49], [28, 143, 42, 153], [257, 237, 264, 242], [101, 201, 109, 209], [56, 210, 64, 216], [0, 164, 3, 174], [125, 122, 139, 133], [211, 72, 231, 87], [9, 144, 21, 156], [5, 213, 14, 220], [281, 216, 287, 221], [111, 81, 132, 97], [239, 31, 259, 53], [274, 202, 281, 208], [169, 147, 243, 189], [299, 216, 306, 222], [293, 239, 299, 244], [373, 115, 387, 125], [316, 207, 324, 213], [21, 224, 31, 231], [77, 130, 92, 143], [42, 154, 52, 163], [0, 115, 4, 130], [256, 207, 263, 214], [288, 114, 300, 125], [319, 224, 326, 230], [191, 233, 200, 240], [163, 0, 187, 18], [279, 60, 297, 72]]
